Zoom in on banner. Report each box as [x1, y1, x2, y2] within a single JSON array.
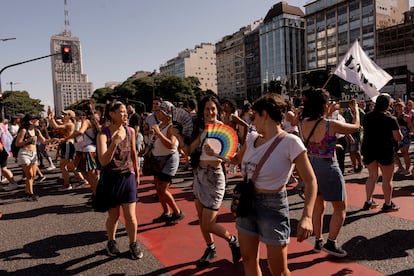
[[334, 40, 392, 99]]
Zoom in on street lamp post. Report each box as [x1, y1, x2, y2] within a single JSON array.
[[6, 81, 20, 117]]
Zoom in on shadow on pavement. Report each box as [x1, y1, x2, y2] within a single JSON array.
[[344, 229, 414, 261]]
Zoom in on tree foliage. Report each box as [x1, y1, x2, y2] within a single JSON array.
[[2, 90, 43, 118], [91, 75, 204, 111]]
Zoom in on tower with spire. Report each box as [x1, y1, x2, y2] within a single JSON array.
[[50, 0, 93, 114]]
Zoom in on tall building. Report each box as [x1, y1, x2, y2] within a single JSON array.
[[304, 0, 408, 71], [159, 43, 217, 93], [50, 0, 93, 114], [260, 2, 305, 97], [216, 20, 262, 105], [376, 7, 414, 100]]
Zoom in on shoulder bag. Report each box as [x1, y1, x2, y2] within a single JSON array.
[[231, 131, 287, 217]]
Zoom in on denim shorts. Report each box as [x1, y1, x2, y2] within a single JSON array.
[[236, 190, 290, 246], [153, 151, 179, 182], [308, 156, 346, 201], [193, 165, 226, 210]]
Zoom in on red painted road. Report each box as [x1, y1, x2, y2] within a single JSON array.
[[115, 171, 413, 276], [117, 174, 412, 275]]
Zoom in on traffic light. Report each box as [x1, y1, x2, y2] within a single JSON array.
[[61, 45, 72, 63]]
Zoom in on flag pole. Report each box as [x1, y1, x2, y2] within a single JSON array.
[[322, 73, 334, 89]]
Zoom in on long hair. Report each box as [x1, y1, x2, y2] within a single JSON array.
[[104, 100, 125, 122], [301, 87, 329, 120], [192, 95, 221, 140]]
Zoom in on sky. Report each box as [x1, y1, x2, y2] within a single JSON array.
[[1, 0, 413, 109]]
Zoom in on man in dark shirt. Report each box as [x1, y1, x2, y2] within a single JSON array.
[[127, 103, 142, 134]]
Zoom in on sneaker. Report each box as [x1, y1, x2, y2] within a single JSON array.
[[167, 211, 185, 225], [229, 236, 241, 263], [58, 184, 73, 191], [37, 176, 47, 183], [46, 165, 56, 171], [129, 241, 143, 260], [363, 200, 379, 210], [197, 246, 217, 268], [25, 194, 39, 201], [313, 238, 324, 252], [74, 179, 88, 188], [106, 240, 121, 257], [322, 240, 347, 257], [152, 213, 172, 223], [395, 168, 405, 175], [2, 183, 19, 191], [381, 202, 400, 212]]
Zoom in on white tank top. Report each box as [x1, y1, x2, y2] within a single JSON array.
[[152, 125, 178, 156]]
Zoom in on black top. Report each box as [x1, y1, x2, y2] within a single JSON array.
[[362, 111, 399, 153]]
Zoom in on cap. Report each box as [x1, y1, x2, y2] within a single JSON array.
[[62, 110, 75, 118], [159, 101, 174, 118]]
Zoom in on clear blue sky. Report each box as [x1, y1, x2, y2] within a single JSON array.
[[1, 0, 413, 108]]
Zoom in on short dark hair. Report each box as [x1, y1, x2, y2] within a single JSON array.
[[374, 94, 392, 112], [252, 94, 286, 123]]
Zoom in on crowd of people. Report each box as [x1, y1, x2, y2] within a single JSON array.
[[0, 90, 413, 274]]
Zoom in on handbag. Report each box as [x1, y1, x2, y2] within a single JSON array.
[[231, 131, 287, 218]]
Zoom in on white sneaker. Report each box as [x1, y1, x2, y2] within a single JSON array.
[[2, 183, 19, 191], [46, 165, 56, 171], [58, 184, 73, 191]]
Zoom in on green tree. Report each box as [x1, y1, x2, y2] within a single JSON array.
[[2, 90, 44, 118], [91, 87, 114, 104]]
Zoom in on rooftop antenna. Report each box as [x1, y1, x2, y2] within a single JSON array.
[[63, 0, 71, 36]]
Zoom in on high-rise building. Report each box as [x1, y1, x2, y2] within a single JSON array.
[[159, 43, 217, 93], [216, 20, 262, 105], [304, 0, 408, 70], [376, 7, 414, 100], [260, 2, 305, 97], [50, 0, 93, 114]]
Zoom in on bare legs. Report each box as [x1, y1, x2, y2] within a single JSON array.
[[312, 195, 346, 241], [365, 161, 395, 205], [238, 227, 290, 276], [106, 202, 137, 244]]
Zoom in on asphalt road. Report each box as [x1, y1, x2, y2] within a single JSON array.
[[0, 146, 413, 275]]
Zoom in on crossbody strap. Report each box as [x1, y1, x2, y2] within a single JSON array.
[[251, 131, 287, 182], [303, 117, 323, 148]]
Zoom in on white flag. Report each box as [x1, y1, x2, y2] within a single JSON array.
[[334, 40, 392, 99]]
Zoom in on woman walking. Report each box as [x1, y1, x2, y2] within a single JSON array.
[[362, 94, 402, 212], [48, 109, 87, 190], [300, 88, 360, 258], [97, 101, 142, 260], [150, 101, 184, 225], [188, 95, 241, 267], [231, 94, 317, 276], [15, 114, 48, 201]]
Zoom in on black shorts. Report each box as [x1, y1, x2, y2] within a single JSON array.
[[362, 147, 395, 166], [0, 150, 8, 168], [59, 142, 76, 160]]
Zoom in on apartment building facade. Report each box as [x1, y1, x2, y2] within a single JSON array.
[[376, 7, 414, 100], [303, 0, 408, 98], [159, 43, 217, 93], [216, 20, 262, 105]]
